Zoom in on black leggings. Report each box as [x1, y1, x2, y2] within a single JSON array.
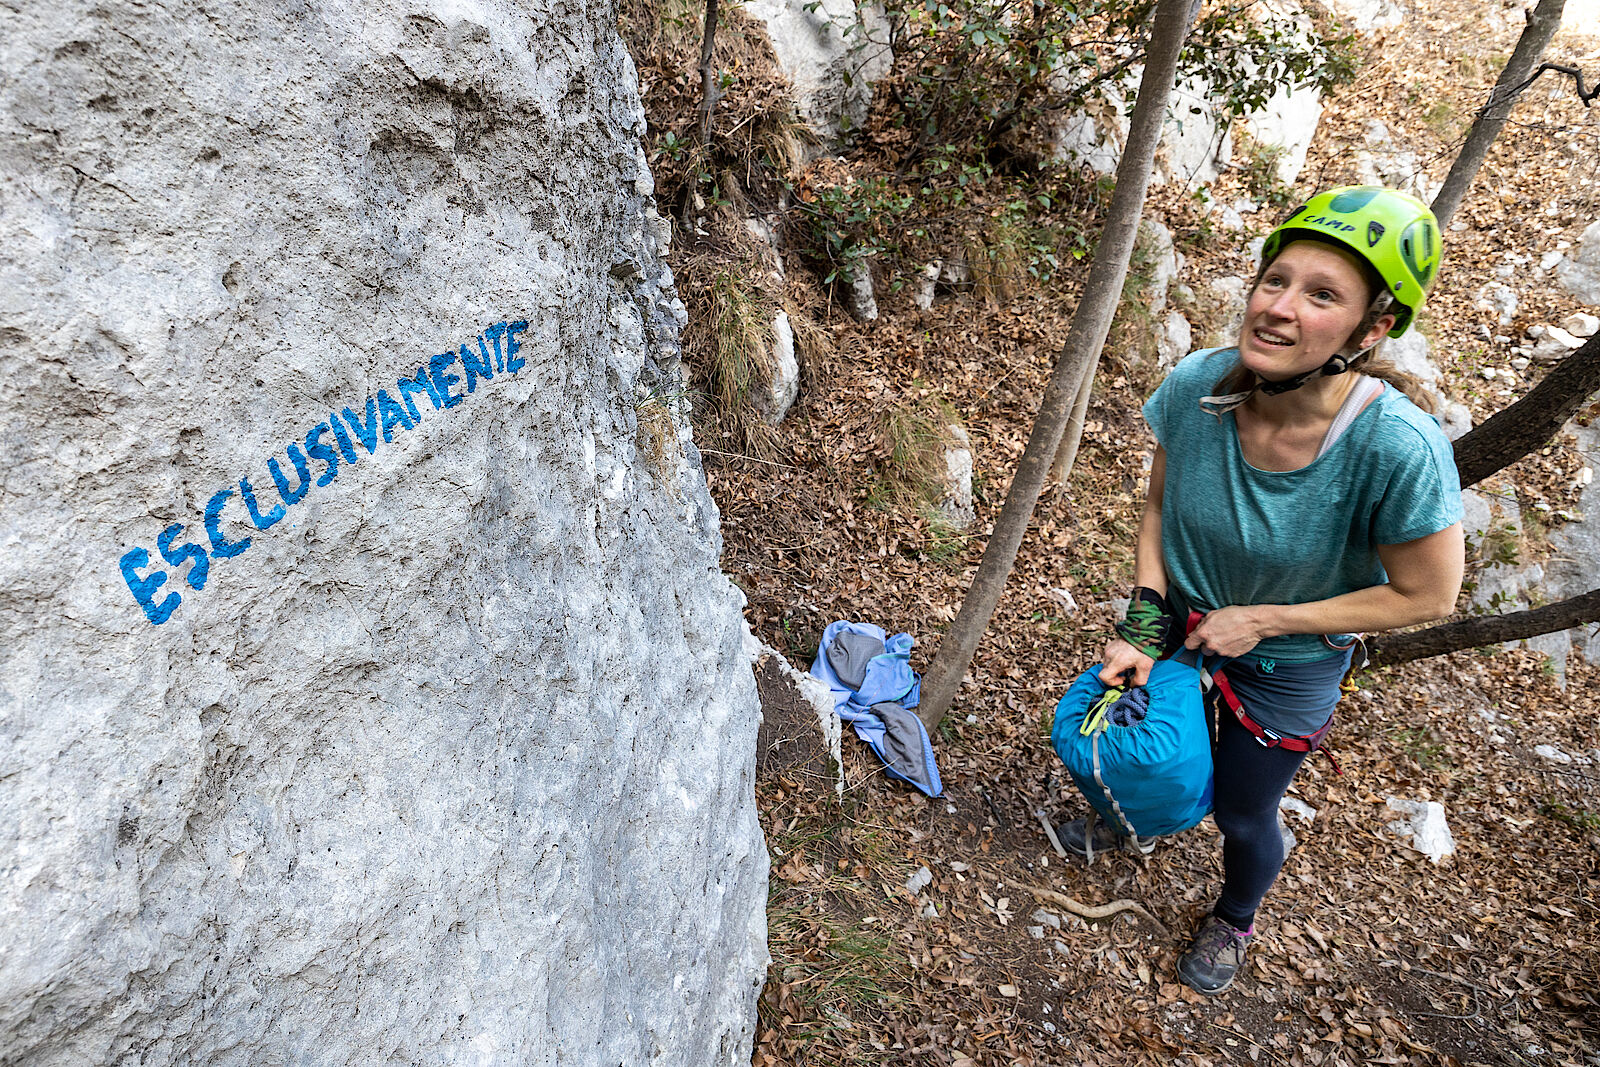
[[1208, 701, 1310, 931]]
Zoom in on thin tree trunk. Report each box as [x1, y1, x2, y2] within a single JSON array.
[[696, 0, 721, 150], [1049, 358, 1097, 484], [1430, 0, 1565, 229], [917, 0, 1196, 732], [1451, 330, 1600, 488], [1367, 589, 1600, 667], [681, 0, 721, 234]]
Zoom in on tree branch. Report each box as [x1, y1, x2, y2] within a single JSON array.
[[1430, 0, 1565, 229], [916, 0, 1197, 732], [1367, 589, 1600, 668], [1451, 330, 1600, 488]]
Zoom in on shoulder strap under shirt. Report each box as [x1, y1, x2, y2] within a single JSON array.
[[1315, 376, 1384, 461]]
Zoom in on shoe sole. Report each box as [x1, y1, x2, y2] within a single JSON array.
[[1176, 960, 1236, 996]]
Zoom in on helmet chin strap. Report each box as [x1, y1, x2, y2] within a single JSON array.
[[1255, 352, 1355, 396], [1199, 294, 1391, 418]]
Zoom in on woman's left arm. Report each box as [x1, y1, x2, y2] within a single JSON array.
[[1185, 524, 1465, 658]]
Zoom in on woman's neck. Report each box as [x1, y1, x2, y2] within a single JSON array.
[[1244, 370, 1361, 427]]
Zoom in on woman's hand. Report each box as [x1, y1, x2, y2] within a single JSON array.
[[1182, 606, 1269, 658], [1100, 637, 1156, 688]]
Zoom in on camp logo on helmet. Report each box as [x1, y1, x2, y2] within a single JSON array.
[[1367, 221, 1385, 247], [1300, 214, 1357, 234]]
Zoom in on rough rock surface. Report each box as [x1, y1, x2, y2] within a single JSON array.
[[1049, 74, 1228, 188], [1242, 84, 1323, 187], [1156, 310, 1194, 373], [1556, 220, 1600, 306], [0, 2, 767, 1064], [759, 311, 800, 424], [1322, 0, 1405, 31], [1545, 420, 1600, 665], [744, 0, 893, 139], [936, 426, 976, 530]]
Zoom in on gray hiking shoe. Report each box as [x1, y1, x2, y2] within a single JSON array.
[[1177, 914, 1253, 995], [1056, 817, 1157, 858]]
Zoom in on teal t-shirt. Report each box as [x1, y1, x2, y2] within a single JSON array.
[[1143, 348, 1463, 664]]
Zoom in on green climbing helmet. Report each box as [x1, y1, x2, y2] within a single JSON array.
[[1260, 185, 1442, 338]]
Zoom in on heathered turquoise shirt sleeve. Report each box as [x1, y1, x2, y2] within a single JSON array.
[[1366, 407, 1464, 544], [1140, 349, 1463, 664]]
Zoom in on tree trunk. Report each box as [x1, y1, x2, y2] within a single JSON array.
[[696, 0, 721, 150], [680, 0, 721, 234], [1367, 589, 1600, 667], [1451, 330, 1600, 488], [1430, 0, 1565, 229], [1048, 357, 1097, 484], [916, 0, 1196, 732]]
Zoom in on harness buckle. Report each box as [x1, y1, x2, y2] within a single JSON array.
[[1255, 726, 1281, 748]]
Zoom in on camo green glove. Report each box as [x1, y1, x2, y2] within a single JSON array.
[[1113, 587, 1174, 661]]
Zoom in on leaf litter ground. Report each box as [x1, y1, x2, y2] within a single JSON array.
[[640, 0, 1600, 1063]]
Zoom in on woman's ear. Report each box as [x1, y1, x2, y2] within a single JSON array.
[[1357, 313, 1397, 350]]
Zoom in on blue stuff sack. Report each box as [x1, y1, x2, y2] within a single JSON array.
[[1050, 655, 1213, 839]]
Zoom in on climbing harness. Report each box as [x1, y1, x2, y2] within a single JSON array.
[[1189, 611, 1346, 776]]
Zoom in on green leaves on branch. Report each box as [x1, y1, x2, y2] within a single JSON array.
[[1181, 5, 1360, 118], [864, 0, 1358, 168], [795, 0, 1358, 292]]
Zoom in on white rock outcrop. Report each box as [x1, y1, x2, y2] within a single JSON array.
[[1140, 218, 1183, 316], [1157, 310, 1194, 373], [1322, 0, 1406, 31], [1356, 119, 1439, 203], [1557, 221, 1600, 306], [1241, 85, 1323, 187], [0, 3, 767, 1064], [1562, 312, 1599, 338], [844, 261, 880, 321], [1157, 77, 1232, 188], [1201, 276, 1251, 349], [760, 311, 801, 424], [1050, 81, 1130, 175], [937, 426, 977, 530], [1050, 75, 1229, 188], [1385, 798, 1455, 864], [745, 0, 893, 139], [1545, 419, 1600, 665]]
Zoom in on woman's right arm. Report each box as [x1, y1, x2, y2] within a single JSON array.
[[1100, 447, 1170, 686]]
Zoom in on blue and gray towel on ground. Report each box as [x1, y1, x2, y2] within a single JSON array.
[[810, 620, 943, 797]]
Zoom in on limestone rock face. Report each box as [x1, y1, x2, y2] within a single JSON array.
[[1547, 420, 1600, 664], [1050, 74, 1229, 189], [0, 3, 767, 1065], [1242, 83, 1323, 187], [1321, 0, 1405, 31], [1557, 221, 1600, 306], [744, 0, 893, 139]]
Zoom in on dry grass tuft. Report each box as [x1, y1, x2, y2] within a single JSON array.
[[678, 259, 782, 457], [876, 389, 963, 513], [634, 392, 683, 496]]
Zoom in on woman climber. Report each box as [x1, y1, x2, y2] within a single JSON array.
[[1064, 185, 1466, 995]]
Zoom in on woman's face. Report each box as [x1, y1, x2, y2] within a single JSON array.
[[1238, 240, 1394, 382]]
